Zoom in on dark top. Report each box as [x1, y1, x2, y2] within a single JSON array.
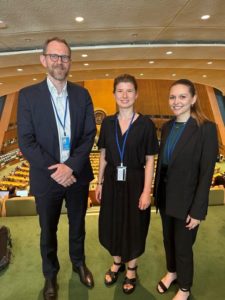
[[98, 113, 159, 167], [163, 121, 186, 165]]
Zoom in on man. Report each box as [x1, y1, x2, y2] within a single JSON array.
[[17, 37, 96, 299]]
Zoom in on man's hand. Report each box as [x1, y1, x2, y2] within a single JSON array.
[[48, 164, 76, 187], [186, 215, 200, 230]]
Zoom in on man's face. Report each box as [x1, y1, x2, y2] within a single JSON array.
[[40, 41, 71, 82]]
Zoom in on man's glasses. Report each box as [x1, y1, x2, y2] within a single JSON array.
[[44, 54, 71, 63]]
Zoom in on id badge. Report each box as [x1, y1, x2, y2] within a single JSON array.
[[62, 136, 70, 151], [117, 165, 127, 181]]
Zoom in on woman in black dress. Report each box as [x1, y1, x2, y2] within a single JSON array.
[[154, 79, 218, 300], [95, 74, 158, 294]]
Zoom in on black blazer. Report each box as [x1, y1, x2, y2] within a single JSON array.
[[17, 80, 96, 196], [154, 117, 218, 220]]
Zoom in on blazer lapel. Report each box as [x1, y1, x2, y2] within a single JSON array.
[[169, 117, 197, 166], [39, 80, 59, 139], [67, 82, 76, 144]]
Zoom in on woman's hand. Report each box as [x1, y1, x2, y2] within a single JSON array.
[[95, 184, 102, 204], [138, 192, 151, 210], [186, 215, 200, 230]]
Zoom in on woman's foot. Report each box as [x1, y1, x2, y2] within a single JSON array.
[[172, 288, 190, 300], [104, 262, 125, 286], [122, 266, 138, 294], [157, 272, 177, 294]]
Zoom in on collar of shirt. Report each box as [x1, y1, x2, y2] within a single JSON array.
[[47, 77, 68, 99]]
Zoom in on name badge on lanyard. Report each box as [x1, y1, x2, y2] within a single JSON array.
[[62, 136, 70, 151], [115, 113, 135, 182], [117, 163, 127, 181], [51, 95, 70, 152]]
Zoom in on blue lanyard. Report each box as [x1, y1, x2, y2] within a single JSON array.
[[115, 113, 135, 165], [51, 95, 68, 136], [166, 121, 187, 162]]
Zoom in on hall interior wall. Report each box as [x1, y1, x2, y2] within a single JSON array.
[[0, 79, 224, 155]]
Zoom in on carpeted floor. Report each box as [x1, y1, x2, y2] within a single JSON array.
[[0, 206, 224, 300]]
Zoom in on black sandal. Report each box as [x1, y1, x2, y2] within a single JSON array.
[[156, 278, 177, 294], [104, 261, 125, 286], [122, 266, 138, 294]]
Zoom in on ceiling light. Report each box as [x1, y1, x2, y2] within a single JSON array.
[[166, 51, 173, 55], [172, 74, 176, 77], [81, 54, 88, 57], [105, 73, 109, 77], [84, 63, 89, 66], [202, 74, 207, 78], [75, 16, 84, 22], [148, 61, 154, 64], [131, 33, 138, 37], [69, 74, 73, 77], [207, 61, 213, 65], [140, 73, 144, 76], [0, 82, 3, 85], [17, 68, 23, 72], [33, 78, 37, 81], [201, 15, 210, 20]]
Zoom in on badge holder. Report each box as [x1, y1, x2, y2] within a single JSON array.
[[117, 163, 127, 181], [62, 136, 70, 151]]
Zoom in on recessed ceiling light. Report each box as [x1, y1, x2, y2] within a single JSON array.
[[75, 16, 84, 22], [131, 33, 138, 37], [166, 51, 173, 55], [105, 73, 109, 77], [140, 73, 144, 76], [24, 38, 32, 42], [81, 54, 88, 58], [0, 82, 3, 85], [202, 74, 207, 78], [33, 78, 37, 81], [148, 61, 155, 64], [69, 74, 73, 77], [201, 15, 210, 20], [17, 68, 23, 72], [172, 73, 176, 77], [207, 61, 213, 65], [84, 63, 89, 66]]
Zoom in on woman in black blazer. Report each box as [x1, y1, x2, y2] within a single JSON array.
[[154, 79, 218, 300]]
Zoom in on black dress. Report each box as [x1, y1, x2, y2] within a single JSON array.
[[97, 114, 159, 262]]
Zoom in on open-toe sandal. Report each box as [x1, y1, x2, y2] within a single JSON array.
[[156, 278, 177, 294], [104, 261, 125, 286], [122, 266, 138, 294]]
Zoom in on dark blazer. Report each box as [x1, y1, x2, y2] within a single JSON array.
[[17, 80, 96, 196], [154, 117, 218, 220]]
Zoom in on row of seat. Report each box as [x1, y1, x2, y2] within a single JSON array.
[[0, 196, 66, 217], [0, 195, 94, 217], [0, 189, 224, 217]]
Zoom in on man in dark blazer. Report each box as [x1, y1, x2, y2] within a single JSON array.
[[17, 37, 96, 299]]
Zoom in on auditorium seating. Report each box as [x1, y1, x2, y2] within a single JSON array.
[[4, 196, 37, 216], [1, 196, 94, 217], [208, 188, 225, 206]]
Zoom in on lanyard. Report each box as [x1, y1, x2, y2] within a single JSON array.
[[115, 113, 135, 165], [51, 95, 68, 136], [166, 121, 187, 162]]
